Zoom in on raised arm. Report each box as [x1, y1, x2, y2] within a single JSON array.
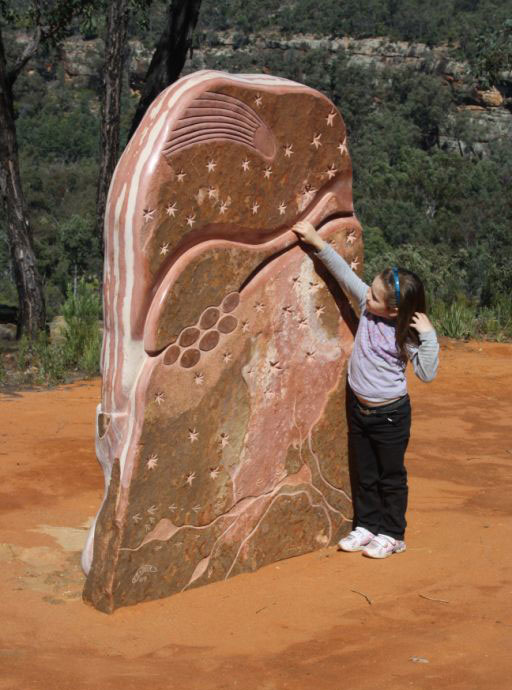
[[292, 221, 368, 312]]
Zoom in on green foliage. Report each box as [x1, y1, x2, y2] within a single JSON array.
[[430, 299, 477, 339], [471, 20, 512, 87]]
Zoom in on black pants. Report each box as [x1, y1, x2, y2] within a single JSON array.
[[348, 388, 411, 540]]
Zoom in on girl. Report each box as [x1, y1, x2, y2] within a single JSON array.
[[292, 220, 439, 559]]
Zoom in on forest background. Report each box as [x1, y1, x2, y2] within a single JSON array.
[[1, 0, 512, 383]]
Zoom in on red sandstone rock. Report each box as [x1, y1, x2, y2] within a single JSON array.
[[82, 70, 363, 613]]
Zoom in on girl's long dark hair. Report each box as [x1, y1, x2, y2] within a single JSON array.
[[380, 267, 427, 363]]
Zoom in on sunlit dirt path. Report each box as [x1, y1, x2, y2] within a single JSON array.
[[1, 339, 511, 690]]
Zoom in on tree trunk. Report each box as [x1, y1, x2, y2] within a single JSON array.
[[0, 28, 46, 338], [95, 0, 131, 254], [128, 0, 202, 139]]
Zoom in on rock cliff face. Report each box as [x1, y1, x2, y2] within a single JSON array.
[[15, 29, 512, 154]]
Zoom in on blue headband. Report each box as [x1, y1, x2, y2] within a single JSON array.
[[391, 267, 400, 306]]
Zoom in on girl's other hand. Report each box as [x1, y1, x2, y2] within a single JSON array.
[[411, 312, 434, 333], [292, 221, 325, 251]]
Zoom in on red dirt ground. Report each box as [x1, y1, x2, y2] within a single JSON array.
[[1, 339, 511, 690]]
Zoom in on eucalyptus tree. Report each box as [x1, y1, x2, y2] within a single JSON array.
[[0, 0, 100, 337]]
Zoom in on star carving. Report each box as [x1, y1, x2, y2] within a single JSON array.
[[311, 133, 322, 150], [176, 169, 186, 182], [168, 503, 177, 512], [159, 243, 169, 256], [185, 472, 196, 486], [192, 504, 201, 513], [188, 428, 199, 443], [241, 320, 250, 333], [219, 200, 229, 215], [194, 372, 204, 386], [147, 504, 158, 515], [309, 280, 321, 293], [306, 349, 316, 361], [241, 158, 250, 172], [186, 213, 196, 228], [207, 186, 217, 200], [263, 166, 272, 179], [254, 301, 265, 313], [143, 208, 155, 223], [284, 144, 294, 158], [325, 164, 337, 180], [166, 201, 177, 217], [269, 359, 283, 373], [207, 159, 217, 173], [223, 352, 233, 365], [315, 305, 326, 316], [298, 317, 308, 329], [338, 139, 348, 156], [326, 110, 336, 126], [251, 201, 260, 215], [209, 466, 221, 479], [154, 391, 165, 404], [146, 454, 158, 470], [255, 94, 263, 107], [132, 513, 142, 523], [351, 258, 360, 271], [219, 432, 230, 448], [346, 230, 357, 245], [278, 202, 287, 215]]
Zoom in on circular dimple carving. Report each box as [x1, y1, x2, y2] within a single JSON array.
[[199, 307, 220, 330], [180, 349, 201, 368], [199, 330, 220, 351], [163, 345, 180, 366], [218, 315, 238, 334], [179, 327, 200, 347], [221, 292, 240, 313]]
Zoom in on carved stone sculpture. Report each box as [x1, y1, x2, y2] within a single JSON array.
[[82, 70, 363, 613]]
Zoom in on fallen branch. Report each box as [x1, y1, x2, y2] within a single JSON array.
[[351, 589, 373, 605], [419, 593, 450, 604]]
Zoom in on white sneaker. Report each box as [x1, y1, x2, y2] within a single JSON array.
[[362, 534, 406, 559], [338, 526, 375, 552]]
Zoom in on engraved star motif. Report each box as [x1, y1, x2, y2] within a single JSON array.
[[263, 166, 272, 179], [154, 391, 165, 405], [147, 504, 158, 515], [241, 158, 250, 172], [311, 133, 322, 150], [186, 213, 196, 228], [206, 159, 217, 173], [302, 185, 317, 206], [255, 94, 263, 107], [132, 513, 142, 523], [315, 305, 326, 316], [159, 243, 169, 256], [306, 349, 316, 361], [338, 139, 348, 156], [278, 202, 287, 215], [325, 164, 337, 180], [148, 516, 156, 524], [309, 281, 321, 293], [208, 186, 217, 199], [188, 428, 199, 443], [298, 317, 308, 329], [264, 388, 275, 400], [241, 320, 250, 333], [326, 110, 336, 126], [166, 201, 177, 217], [351, 258, 360, 271], [346, 230, 357, 245], [223, 352, 233, 365], [251, 201, 260, 215], [209, 466, 221, 479], [194, 372, 204, 386], [254, 302, 265, 313], [291, 275, 301, 286], [284, 144, 294, 158], [192, 504, 201, 513], [143, 208, 155, 222], [146, 454, 158, 470], [219, 433, 230, 448], [145, 524, 152, 532], [185, 472, 196, 486], [282, 305, 293, 314], [176, 169, 186, 182], [168, 503, 177, 512], [219, 200, 229, 215]]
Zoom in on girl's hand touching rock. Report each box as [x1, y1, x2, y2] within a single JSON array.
[[292, 221, 325, 252]]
